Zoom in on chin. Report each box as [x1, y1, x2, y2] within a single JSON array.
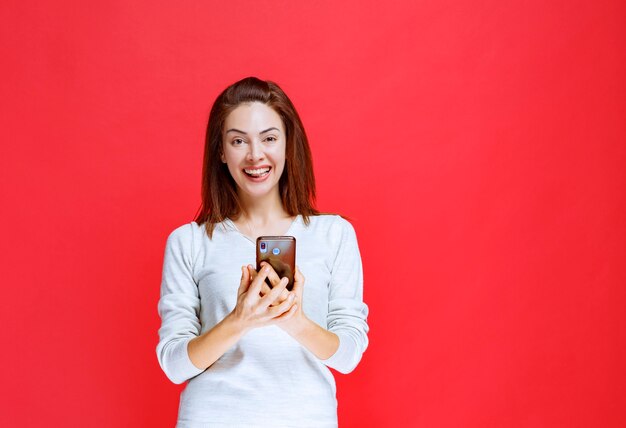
[[240, 183, 279, 199], [245, 188, 275, 199]]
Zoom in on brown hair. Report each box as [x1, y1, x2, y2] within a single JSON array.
[[194, 76, 320, 238]]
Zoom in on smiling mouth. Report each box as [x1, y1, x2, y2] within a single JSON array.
[[243, 166, 271, 177]]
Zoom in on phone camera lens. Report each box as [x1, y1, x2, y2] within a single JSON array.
[[260, 242, 267, 253]]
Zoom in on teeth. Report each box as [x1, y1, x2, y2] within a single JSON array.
[[244, 167, 270, 176]]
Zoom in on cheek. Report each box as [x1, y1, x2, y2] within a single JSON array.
[[269, 145, 287, 167], [222, 148, 242, 166], [222, 154, 242, 176], [278, 156, 287, 170]]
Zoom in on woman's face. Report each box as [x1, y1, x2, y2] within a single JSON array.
[[221, 102, 286, 201]]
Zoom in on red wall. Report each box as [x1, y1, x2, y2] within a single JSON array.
[[1, 1, 625, 426]]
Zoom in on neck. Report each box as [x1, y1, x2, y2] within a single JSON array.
[[237, 189, 290, 226]]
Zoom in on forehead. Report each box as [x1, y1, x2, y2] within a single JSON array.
[[223, 102, 284, 133]]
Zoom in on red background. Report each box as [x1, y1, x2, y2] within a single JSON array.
[[1, 1, 625, 427]]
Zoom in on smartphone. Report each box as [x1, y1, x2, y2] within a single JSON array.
[[256, 236, 296, 291]]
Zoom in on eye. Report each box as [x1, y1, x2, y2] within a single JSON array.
[[265, 136, 277, 143], [231, 138, 245, 146]]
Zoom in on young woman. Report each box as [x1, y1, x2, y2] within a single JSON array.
[[156, 77, 369, 427]]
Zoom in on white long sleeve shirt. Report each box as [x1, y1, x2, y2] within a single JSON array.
[[156, 214, 369, 427]]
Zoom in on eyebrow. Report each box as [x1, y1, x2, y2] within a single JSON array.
[[225, 127, 280, 135]]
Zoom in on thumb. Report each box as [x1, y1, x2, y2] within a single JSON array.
[[293, 266, 304, 296], [237, 265, 250, 297]]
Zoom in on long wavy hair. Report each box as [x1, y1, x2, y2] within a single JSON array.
[[194, 77, 320, 238]]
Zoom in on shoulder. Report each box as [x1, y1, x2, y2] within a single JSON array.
[[305, 214, 358, 242], [305, 215, 361, 266], [306, 213, 347, 226], [315, 213, 355, 230], [165, 222, 205, 247]]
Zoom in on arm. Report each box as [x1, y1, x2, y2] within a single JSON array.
[[156, 227, 295, 384], [186, 312, 247, 372], [274, 217, 369, 374], [156, 224, 205, 384], [319, 217, 369, 374], [282, 316, 340, 359], [279, 267, 340, 360]]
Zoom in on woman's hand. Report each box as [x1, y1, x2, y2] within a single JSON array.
[[254, 262, 307, 333], [229, 263, 297, 332], [248, 263, 339, 361]]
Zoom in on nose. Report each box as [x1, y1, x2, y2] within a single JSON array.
[[246, 140, 264, 162]]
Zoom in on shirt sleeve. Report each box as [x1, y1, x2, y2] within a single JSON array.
[[156, 223, 205, 384], [319, 216, 370, 374]]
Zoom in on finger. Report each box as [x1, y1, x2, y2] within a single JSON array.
[[247, 265, 258, 282], [261, 282, 289, 306], [247, 265, 259, 295], [260, 261, 282, 288], [237, 266, 250, 297], [260, 281, 271, 295], [249, 263, 271, 296], [259, 277, 289, 308], [294, 265, 304, 282], [259, 280, 289, 303], [273, 303, 298, 321], [292, 266, 305, 295], [258, 263, 288, 299], [268, 292, 296, 318]]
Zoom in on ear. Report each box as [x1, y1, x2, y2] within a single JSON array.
[[220, 152, 226, 163]]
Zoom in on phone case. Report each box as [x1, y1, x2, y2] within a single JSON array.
[[256, 236, 296, 291]]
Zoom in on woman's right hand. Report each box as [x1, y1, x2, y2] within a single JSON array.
[[229, 263, 297, 332]]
